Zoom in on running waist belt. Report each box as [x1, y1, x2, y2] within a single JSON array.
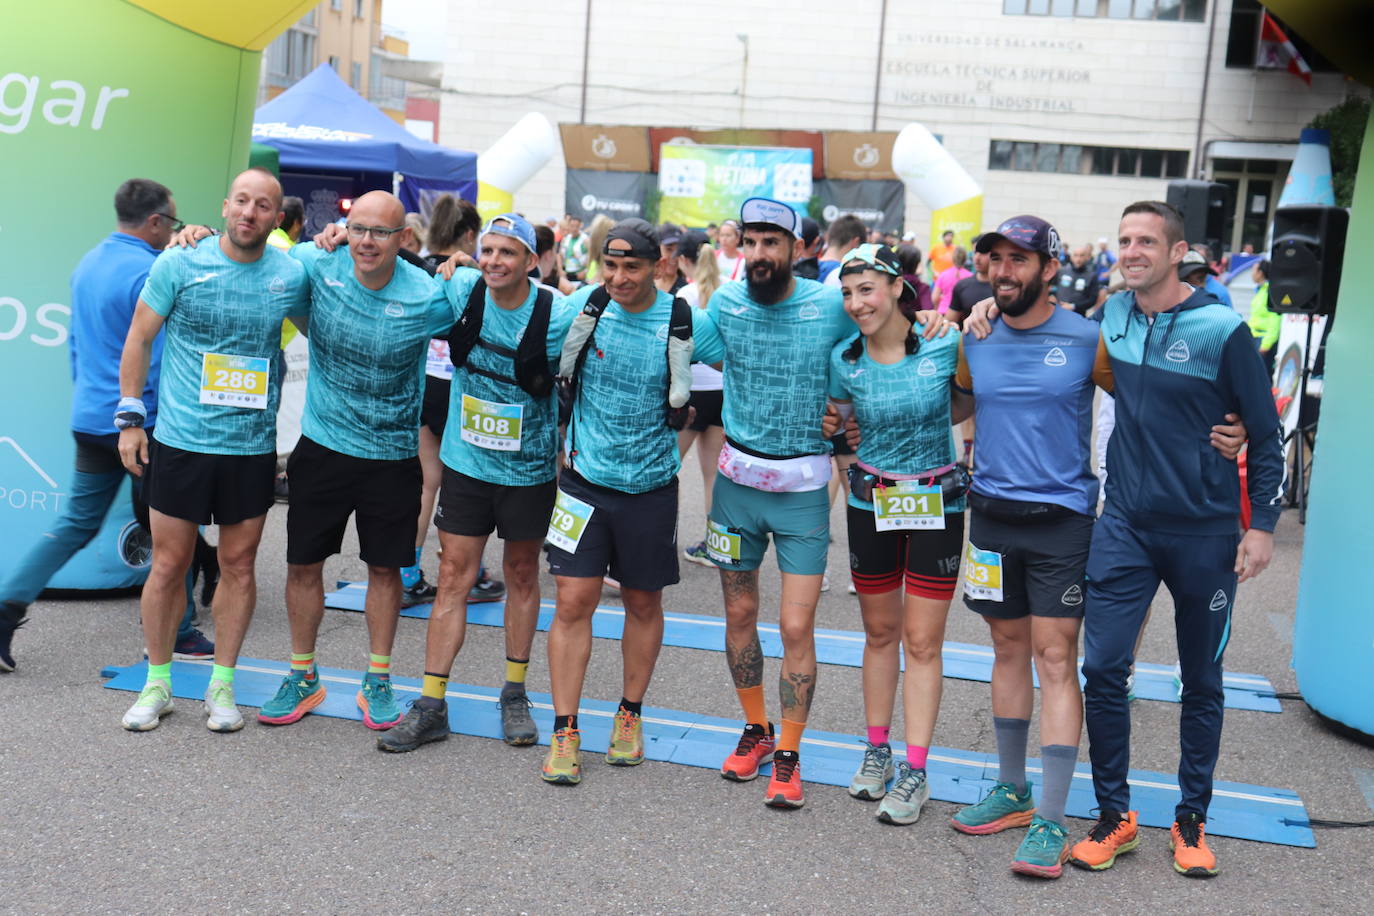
[[849, 461, 970, 504], [718, 439, 831, 493], [968, 492, 1087, 523]]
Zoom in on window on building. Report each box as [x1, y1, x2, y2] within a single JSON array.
[[330, 0, 341, 9], [355, 0, 365, 17], [265, 25, 317, 88], [991, 140, 1190, 178], [1006, 0, 1203, 19], [1225, 0, 1337, 70], [328, 55, 340, 73], [351, 62, 363, 89], [370, 53, 408, 111]]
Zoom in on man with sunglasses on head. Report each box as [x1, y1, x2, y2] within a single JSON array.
[[253, 191, 466, 734], [1, 178, 219, 676], [116, 169, 309, 731]]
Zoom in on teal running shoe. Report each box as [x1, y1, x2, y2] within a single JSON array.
[[847, 742, 894, 800], [356, 673, 401, 730], [949, 781, 1036, 835], [1011, 816, 1071, 879], [876, 762, 930, 825], [257, 671, 326, 725]]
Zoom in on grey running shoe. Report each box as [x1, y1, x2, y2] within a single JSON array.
[[877, 762, 931, 825], [122, 680, 174, 731], [377, 701, 450, 753], [203, 680, 244, 732], [469, 577, 506, 603], [500, 691, 538, 746], [848, 741, 895, 800]]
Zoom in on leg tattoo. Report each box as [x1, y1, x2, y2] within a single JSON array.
[[726, 633, 764, 689], [720, 568, 758, 602], [779, 670, 815, 719]]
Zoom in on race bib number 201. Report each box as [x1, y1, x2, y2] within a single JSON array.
[[963, 544, 1004, 602], [200, 352, 269, 409], [547, 489, 594, 553], [873, 482, 945, 531]]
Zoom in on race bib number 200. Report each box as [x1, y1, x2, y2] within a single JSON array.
[[200, 352, 269, 409], [705, 520, 742, 566], [963, 544, 1004, 602]]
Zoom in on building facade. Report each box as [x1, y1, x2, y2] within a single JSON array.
[[437, 0, 1362, 251]]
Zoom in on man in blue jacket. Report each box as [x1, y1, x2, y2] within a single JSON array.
[[0, 179, 213, 672], [1069, 200, 1282, 879]]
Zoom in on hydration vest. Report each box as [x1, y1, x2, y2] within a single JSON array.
[[447, 279, 555, 398]]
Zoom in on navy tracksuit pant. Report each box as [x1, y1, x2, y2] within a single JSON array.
[[1082, 512, 1239, 820]]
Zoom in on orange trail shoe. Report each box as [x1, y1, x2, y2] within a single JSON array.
[[764, 750, 805, 809], [1069, 810, 1140, 871], [1171, 813, 1219, 877], [720, 723, 775, 782]]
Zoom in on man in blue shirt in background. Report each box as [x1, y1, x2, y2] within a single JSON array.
[[0, 179, 213, 674]]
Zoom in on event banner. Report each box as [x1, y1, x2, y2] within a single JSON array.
[[1, 0, 309, 589], [815, 179, 906, 234], [565, 169, 652, 224], [658, 145, 813, 228]]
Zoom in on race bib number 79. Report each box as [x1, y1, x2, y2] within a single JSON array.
[[547, 489, 594, 553]]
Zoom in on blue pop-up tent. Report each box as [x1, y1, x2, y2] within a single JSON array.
[[252, 63, 476, 218]]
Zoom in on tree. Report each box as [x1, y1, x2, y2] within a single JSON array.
[[1306, 96, 1370, 207]]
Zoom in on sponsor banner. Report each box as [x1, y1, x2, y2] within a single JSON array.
[[930, 195, 985, 253], [565, 169, 651, 223], [648, 127, 824, 178], [824, 131, 899, 181], [658, 145, 813, 228], [816, 178, 906, 234], [559, 123, 651, 172], [1273, 313, 1327, 444]]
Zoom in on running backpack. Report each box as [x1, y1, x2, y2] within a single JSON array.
[[447, 279, 555, 398], [556, 286, 694, 430]]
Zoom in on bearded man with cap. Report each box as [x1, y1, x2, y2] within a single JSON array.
[[378, 213, 578, 753], [540, 218, 725, 787], [706, 198, 946, 809]]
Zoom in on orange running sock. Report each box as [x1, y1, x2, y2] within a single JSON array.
[[735, 685, 768, 728], [778, 718, 806, 754]]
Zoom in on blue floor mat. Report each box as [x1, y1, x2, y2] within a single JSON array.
[[101, 657, 1313, 848], [325, 582, 1281, 713]]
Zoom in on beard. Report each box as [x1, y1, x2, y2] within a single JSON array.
[[746, 259, 792, 305], [995, 274, 1043, 317]]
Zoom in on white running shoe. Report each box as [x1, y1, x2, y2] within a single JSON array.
[[204, 680, 244, 732], [122, 680, 174, 731]]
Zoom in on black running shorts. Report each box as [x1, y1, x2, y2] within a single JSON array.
[[285, 435, 421, 568], [545, 469, 679, 591], [846, 502, 965, 599], [435, 466, 556, 541], [144, 437, 275, 526], [962, 504, 1093, 620]]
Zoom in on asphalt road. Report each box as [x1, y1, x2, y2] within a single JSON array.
[[2, 464, 1372, 914]]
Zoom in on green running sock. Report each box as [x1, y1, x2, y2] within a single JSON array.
[[210, 664, 235, 685]]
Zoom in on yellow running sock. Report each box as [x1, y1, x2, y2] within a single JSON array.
[[504, 657, 530, 685], [778, 718, 806, 754], [736, 685, 768, 728], [422, 672, 449, 700]]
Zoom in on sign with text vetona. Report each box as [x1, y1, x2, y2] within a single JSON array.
[[658, 144, 813, 228]]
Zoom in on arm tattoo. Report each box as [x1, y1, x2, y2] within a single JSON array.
[[719, 568, 758, 602], [726, 633, 764, 689], [779, 670, 815, 719]]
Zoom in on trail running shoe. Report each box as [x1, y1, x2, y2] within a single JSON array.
[[500, 691, 538, 746], [171, 627, 215, 660], [720, 723, 776, 781], [0, 601, 26, 672], [122, 680, 174, 731], [848, 741, 894, 800], [606, 708, 645, 766], [469, 576, 506, 603], [1171, 813, 1219, 877], [683, 541, 714, 568], [877, 762, 930, 825], [949, 781, 1036, 835], [542, 727, 582, 784], [1069, 810, 1140, 871], [377, 701, 450, 752], [357, 673, 401, 729], [764, 750, 804, 808], [402, 574, 438, 608], [1012, 816, 1072, 879], [257, 671, 326, 725], [203, 680, 244, 732]]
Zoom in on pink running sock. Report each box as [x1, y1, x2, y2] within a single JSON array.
[[867, 726, 890, 747], [908, 744, 929, 769]]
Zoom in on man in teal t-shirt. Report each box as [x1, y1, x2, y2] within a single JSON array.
[[116, 168, 309, 734], [378, 213, 576, 754], [259, 191, 461, 735], [540, 218, 724, 787]]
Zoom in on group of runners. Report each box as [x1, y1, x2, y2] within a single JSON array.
[[0, 168, 1282, 882]]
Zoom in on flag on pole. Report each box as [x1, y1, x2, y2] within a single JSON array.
[[1257, 12, 1313, 86]]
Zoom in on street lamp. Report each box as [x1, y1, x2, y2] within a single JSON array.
[[737, 33, 749, 128]]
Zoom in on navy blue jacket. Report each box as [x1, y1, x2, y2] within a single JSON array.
[[1099, 287, 1283, 535]]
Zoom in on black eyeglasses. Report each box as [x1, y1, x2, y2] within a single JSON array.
[[154, 212, 186, 233], [346, 223, 406, 241]]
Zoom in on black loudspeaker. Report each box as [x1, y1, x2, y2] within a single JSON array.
[[1269, 205, 1348, 316], [1166, 180, 1231, 254]]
